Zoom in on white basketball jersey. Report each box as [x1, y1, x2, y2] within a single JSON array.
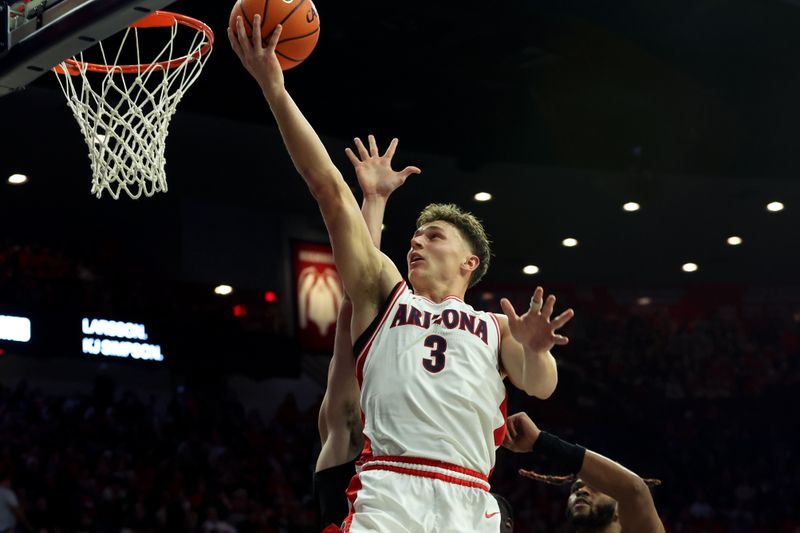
[[355, 281, 507, 476]]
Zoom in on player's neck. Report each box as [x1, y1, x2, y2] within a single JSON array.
[[414, 280, 467, 303]]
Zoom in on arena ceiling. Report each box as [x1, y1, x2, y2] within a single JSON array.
[[2, 0, 800, 287]]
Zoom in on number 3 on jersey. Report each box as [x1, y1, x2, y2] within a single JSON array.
[[422, 334, 447, 373]]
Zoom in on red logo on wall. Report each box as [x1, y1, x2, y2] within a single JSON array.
[[292, 242, 343, 352]]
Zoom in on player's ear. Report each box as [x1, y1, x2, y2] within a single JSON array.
[[462, 254, 479, 274]]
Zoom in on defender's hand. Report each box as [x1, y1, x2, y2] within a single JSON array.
[[345, 135, 421, 198], [503, 412, 541, 453]]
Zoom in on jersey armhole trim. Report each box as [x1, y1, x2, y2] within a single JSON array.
[[352, 281, 405, 358]]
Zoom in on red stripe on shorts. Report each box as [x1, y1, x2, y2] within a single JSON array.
[[363, 455, 489, 482], [360, 464, 489, 491]]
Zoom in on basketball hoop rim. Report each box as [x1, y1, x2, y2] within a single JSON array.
[[53, 11, 214, 76]]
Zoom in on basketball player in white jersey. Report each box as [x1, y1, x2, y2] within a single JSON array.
[[317, 139, 516, 533], [230, 19, 574, 532]]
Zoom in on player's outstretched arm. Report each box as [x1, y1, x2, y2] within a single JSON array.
[[228, 19, 398, 316], [317, 138, 418, 469], [578, 451, 665, 532], [496, 287, 573, 398], [506, 412, 665, 533]]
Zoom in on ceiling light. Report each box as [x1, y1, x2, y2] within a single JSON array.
[[623, 202, 640, 212], [726, 236, 742, 246], [522, 265, 540, 275], [7, 174, 28, 185], [682, 263, 698, 273], [636, 297, 652, 306], [214, 285, 233, 296], [473, 192, 492, 202], [766, 201, 784, 212], [562, 238, 578, 248]]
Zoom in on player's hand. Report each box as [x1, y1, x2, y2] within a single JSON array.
[[500, 287, 574, 354], [503, 412, 541, 453], [346, 135, 421, 198], [228, 16, 284, 99]]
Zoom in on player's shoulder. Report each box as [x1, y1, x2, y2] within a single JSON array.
[[492, 312, 509, 323], [489, 312, 510, 335]]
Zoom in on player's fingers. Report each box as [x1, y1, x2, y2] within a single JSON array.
[[235, 17, 251, 52], [550, 308, 575, 330], [506, 419, 517, 439], [529, 286, 544, 312], [533, 286, 544, 301], [541, 294, 556, 320], [368, 134, 379, 157], [552, 334, 569, 345], [503, 427, 515, 447], [500, 298, 518, 321], [399, 166, 422, 179], [383, 138, 399, 159], [252, 15, 263, 49], [354, 137, 370, 160], [345, 147, 362, 167], [227, 27, 245, 59], [265, 23, 282, 53]]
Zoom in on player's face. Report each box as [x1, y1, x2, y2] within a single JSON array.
[[566, 479, 617, 528], [407, 221, 473, 289]]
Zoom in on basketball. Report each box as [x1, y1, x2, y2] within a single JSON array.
[[229, 0, 320, 70]]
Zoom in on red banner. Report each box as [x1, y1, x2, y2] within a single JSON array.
[[292, 241, 343, 352]]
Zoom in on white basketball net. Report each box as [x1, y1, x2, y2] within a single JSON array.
[[54, 18, 212, 199]]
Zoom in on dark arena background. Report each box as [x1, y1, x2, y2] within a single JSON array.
[[1, 0, 799, 531]]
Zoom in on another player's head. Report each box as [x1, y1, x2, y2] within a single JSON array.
[[566, 478, 620, 532], [408, 203, 491, 293], [491, 492, 514, 533]]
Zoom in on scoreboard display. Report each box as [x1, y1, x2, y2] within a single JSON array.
[[0, 305, 301, 378], [1, 311, 165, 362]]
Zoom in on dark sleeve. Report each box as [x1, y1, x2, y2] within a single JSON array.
[[352, 281, 404, 357], [313, 459, 357, 529], [529, 431, 586, 476]]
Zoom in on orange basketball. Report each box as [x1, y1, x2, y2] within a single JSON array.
[[229, 0, 320, 70]]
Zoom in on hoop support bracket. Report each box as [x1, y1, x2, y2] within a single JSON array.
[[0, 0, 176, 97]]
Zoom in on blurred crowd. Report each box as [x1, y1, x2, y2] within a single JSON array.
[[500, 296, 800, 532], [0, 380, 319, 533]]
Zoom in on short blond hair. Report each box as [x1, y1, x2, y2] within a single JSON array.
[[416, 203, 491, 288]]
